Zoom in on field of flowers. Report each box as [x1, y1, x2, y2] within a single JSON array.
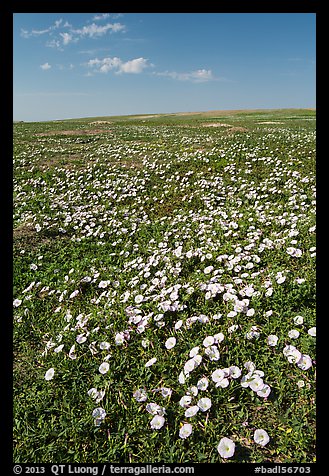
[[13, 109, 316, 464]]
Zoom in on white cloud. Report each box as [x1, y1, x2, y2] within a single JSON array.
[[119, 57, 149, 74], [60, 32, 74, 45], [93, 13, 111, 21], [40, 62, 51, 70], [87, 56, 150, 74], [74, 22, 125, 38], [155, 68, 215, 83]]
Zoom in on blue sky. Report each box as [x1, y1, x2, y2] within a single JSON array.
[[13, 13, 316, 121]]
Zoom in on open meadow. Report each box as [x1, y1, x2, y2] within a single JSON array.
[[13, 109, 316, 464]]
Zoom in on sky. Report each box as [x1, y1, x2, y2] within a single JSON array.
[[13, 13, 316, 122]]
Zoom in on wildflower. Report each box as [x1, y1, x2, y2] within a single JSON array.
[[54, 344, 64, 353], [297, 354, 313, 370], [146, 403, 165, 415], [229, 366, 241, 379], [267, 335, 278, 346], [115, 332, 125, 345], [185, 405, 199, 418], [204, 265, 214, 274], [308, 327, 316, 337], [179, 395, 192, 408], [293, 315, 304, 325], [283, 345, 302, 364], [184, 358, 196, 375], [150, 415, 165, 430], [217, 437, 235, 459], [203, 335, 215, 347], [160, 387, 172, 398], [68, 344, 77, 360], [92, 407, 106, 426], [165, 337, 176, 349], [197, 397, 212, 412], [179, 423, 193, 439], [69, 289, 79, 299], [134, 294, 144, 304], [133, 388, 148, 402], [145, 357, 157, 368], [254, 429, 270, 446], [45, 368, 55, 381], [13, 299, 22, 307], [288, 329, 300, 339], [257, 384, 271, 398], [197, 377, 209, 391], [211, 368, 225, 384], [214, 332, 224, 344], [99, 362, 110, 374], [189, 346, 199, 357], [204, 346, 220, 361], [175, 319, 183, 330], [297, 380, 305, 388]]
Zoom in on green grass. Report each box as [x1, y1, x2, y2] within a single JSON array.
[[13, 109, 316, 463]]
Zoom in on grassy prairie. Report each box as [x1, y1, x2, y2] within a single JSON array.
[[13, 109, 316, 463]]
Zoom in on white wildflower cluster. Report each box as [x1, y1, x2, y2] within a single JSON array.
[[14, 119, 315, 457]]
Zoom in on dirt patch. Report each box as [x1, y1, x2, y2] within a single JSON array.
[[202, 122, 231, 128], [257, 121, 284, 124], [89, 121, 112, 125], [35, 129, 110, 137], [13, 222, 36, 240]]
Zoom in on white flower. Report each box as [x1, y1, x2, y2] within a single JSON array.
[[185, 405, 200, 418], [134, 294, 144, 304], [276, 276, 286, 284], [45, 368, 55, 381], [175, 319, 183, 330], [178, 371, 186, 384], [165, 337, 176, 349], [69, 289, 79, 299], [197, 397, 212, 412], [257, 384, 271, 398], [189, 346, 199, 357], [297, 380, 305, 388], [293, 315, 304, 325], [229, 366, 241, 379], [99, 362, 110, 375], [184, 358, 196, 375], [204, 265, 214, 274], [267, 335, 278, 346], [179, 423, 193, 439], [160, 387, 172, 398], [145, 357, 157, 368], [214, 332, 224, 344], [179, 395, 192, 408], [146, 403, 161, 415], [283, 345, 302, 364], [76, 334, 87, 344], [68, 344, 77, 360], [54, 344, 64, 353], [133, 388, 148, 402], [115, 332, 125, 345], [211, 368, 225, 384], [308, 327, 316, 337], [13, 299, 22, 307], [100, 341, 111, 350], [203, 335, 215, 347], [92, 407, 106, 426], [254, 429, 270, 446], [217, 437, 235, 459], [288, 329, 300, 339], [150, 415, 165, 430], [297, 354, 312, 370], [197, 377, 209, 391], [249, 376, 265, 392], [204, 345, 220, 361]]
